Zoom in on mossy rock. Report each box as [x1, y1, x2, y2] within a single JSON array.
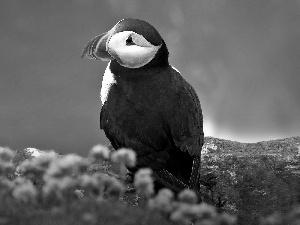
[[200, 136, 300, 225]]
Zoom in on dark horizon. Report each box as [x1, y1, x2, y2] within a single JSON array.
[[0, 1, 299, 156]]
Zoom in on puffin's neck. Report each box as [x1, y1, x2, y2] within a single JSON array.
[[110, 61, 161, 82]]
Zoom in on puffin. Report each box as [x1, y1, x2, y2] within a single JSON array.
[[81, 18, 204, 196]]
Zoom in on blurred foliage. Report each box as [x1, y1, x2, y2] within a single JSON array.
[[1, 136, 300, 225], [0, 145, 236, 225]]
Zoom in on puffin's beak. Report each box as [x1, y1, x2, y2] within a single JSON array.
[[81, 32, 113, 61]]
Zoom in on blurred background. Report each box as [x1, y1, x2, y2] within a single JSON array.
[[0, 0, 299, 156]]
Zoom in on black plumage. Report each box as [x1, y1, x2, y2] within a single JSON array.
[[82, 18, 204, 195]]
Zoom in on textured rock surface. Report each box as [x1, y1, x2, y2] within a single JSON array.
[[202, 136, 300, 157], [200, 136, 300, 225]]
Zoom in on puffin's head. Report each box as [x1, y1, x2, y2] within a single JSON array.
[[81, 18, 168, 68]]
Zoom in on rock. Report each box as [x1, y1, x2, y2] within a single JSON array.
[[200, 136, 300, 225]]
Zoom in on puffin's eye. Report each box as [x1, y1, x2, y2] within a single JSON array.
[[126, 35, 135, 46]]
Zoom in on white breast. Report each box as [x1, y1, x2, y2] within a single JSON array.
[[100, 61, 116, 105]]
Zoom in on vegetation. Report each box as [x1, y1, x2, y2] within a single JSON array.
[[0, 136, 300, 225]]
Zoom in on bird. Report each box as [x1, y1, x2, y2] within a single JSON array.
[[81, 18, 204, 197]]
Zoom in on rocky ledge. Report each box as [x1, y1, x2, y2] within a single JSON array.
[[200, 136, 300, 224]]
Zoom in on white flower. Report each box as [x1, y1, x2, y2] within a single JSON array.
[[18, 159, 41, 176], [43, 176, 76, 200], [0, 178, 14, 191], [170, 202, 217, 224], [12, 176, 28, 186], [74, 189, 84, 198], [77, 174, 100, 195], [0, 147, 14, 162], [148, 188, 174, 212], [170, 204, 192, 225], [0, 161, 14, 176], [82, 212, 97, 224], [0, 147, 14, 176], [102, 175, 125, 198], [178, 189, 198, 204], [45, 154, 88, 179], [134, 168, 154, 198], [89, 144, 110, 163], [135, 168, 152, 178], [111, 148, 136, 167], [192, 203, 217, 220], [18, 151, 58, 176], [34, 151, 58, 168], [217, 213, 237, 225], [12, 179, 37, 203]]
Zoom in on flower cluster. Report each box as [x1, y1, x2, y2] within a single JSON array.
[[0, 144, 240, 225], [166, 196, 236, 225], [111, 148, 136, 177], [149, 187, 236, 225], [134, 168, 154, 198], [148, 188, 174, 213], [0, 147, 14, 176], [43, 176, 77, 201], [101, 174, 125, 199], [12, 177, 37, 203], [178, 188, 198, 204], [43, 154, 90, 201], [111, 148, 136, 168], [89, 144, 110, 163], [18, 151, 58, 177], [45, 154, 89, 179]]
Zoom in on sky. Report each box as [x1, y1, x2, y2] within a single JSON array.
[[0, 0, 299, 156]]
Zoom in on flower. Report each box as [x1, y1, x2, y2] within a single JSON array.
[[148, 188, 174, 213], [0, 161, 14, 176], [45, 154, 89, 179], [178, 189, 198, 204], [18, 159, 41, 176], [18, 151, 58, 176], [0, 147, 14, 176], [0, 147, 14, 162], [43, 176, 76, 200], [102, 175, 125, 199], [74, 189, 84, 198], [217, 213, 237, 225], [111, 148, 136, 168], [12, 176, 27, 185], [170, 202, 218, 224], [82, 212, 97, 224], [89, 144, 110, 163], [259, 213, 283, 225], [77, 174, 100, 196], [134, 168, 154, 198], [0, 178, 14, 192], [195, 219, 216, 225], [33, 151, 58, 169], [12, 179, 37, 203], [192, 203, 217, 220], [77, 174, 98, 188], [170, 204, 192, 225]]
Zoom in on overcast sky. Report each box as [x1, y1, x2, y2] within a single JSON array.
[[0, 0, 299, 155]]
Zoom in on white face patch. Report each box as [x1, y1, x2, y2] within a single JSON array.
[[107, 31, 161, 68], [101, 62, 116, 105]]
